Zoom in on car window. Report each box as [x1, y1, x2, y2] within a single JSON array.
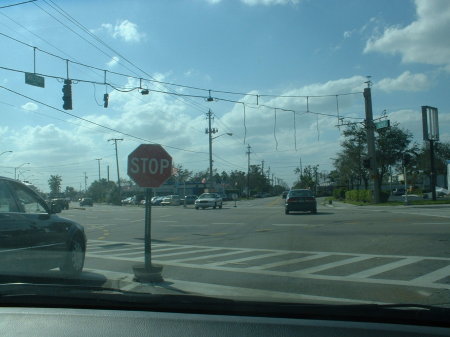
[[13, 185, 47, 214], [0, 181, 20, 213], [1, 0, 450, 331], [289, 190, 313, 197]]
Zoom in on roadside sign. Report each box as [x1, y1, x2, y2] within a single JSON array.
[[25, 73, 45, 88], [127, 144, 172, 188], [375, 119, 390, 130], [128, 144, 172, 283]]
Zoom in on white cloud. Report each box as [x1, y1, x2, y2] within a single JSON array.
[[107, 56, 120, 67], [375, 71, 430, 92], [364, 0, 450, 70], [96, 20, 145, 43], [21, 102, 38, 111]]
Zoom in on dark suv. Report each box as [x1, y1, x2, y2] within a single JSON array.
[[0, 177, 86, 276]]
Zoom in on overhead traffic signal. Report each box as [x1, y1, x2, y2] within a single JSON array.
[[62, 79, 72, 110], [103, 93, 109, 108]]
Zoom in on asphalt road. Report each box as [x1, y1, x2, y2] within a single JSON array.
[[60, 197, 450, 305]]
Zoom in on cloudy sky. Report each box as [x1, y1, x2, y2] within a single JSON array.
[[0, 0, 449, 192]]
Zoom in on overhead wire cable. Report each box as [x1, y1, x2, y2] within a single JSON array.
[[41, 0, 208, 114], [0, 85, 207, 154]]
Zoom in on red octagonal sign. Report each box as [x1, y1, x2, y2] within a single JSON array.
[[127, 144, 172, 188]]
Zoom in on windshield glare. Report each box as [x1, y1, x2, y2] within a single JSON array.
[[0, 0, 449, 317]]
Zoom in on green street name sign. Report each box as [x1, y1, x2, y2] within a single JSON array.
[[25, 73, 45, 88], [375, 119, 390, 130]]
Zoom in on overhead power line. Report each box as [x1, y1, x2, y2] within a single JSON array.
[[35, 0, 209, 114], [0, 63, 364, 122], [0, 84, 207, 155], [0, 31, 364, 103], [0, 0, 36, 9]]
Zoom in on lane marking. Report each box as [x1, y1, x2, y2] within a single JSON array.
[[248, 253, 329, 270], [212, 222, 245, 225], [85, 252, 450, 289], [348, 257, 423, 278], [87, 239, 450, 261], [208, 252, 287, 267], [83, 268, 386, 304], [293, 256, 372, 275], [410, 265, 450, 284], [153, 247, 220, 258], [164, 278, 387, 305], [168, 250, 250, 263]]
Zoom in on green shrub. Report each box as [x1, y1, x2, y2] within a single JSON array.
[[345, 189, 373, 203], [333, 188, 346, 200], [380, 191, 390, 203]]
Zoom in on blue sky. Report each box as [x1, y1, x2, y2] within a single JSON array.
[[0, 0, 449, 192]]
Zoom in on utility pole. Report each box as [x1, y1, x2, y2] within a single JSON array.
[[95, 158, 102, 181], [108, 138, 123, 199], [363, 79, 381, 203], [206, 109, 218, 192], [107, 165, 110, 182], [84, 172, 88, 193], [246, 144, 251, 198], [261, 160, 264, 177]]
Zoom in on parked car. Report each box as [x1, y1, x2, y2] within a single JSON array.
[[151, 196, 165, 206], [282, 191, 289, 199], [181, 195, 198, 205], [121, 196, 137, 205], [0, 176, 86, 276], [161, 195, 181, 206], [79, 197, 93, 206], [195, 193, 223, 209], [285, 189, 317, 214], [392, 188, 406, 196]]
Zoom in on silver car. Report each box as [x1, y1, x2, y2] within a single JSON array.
[[195, 193, 223, 209]]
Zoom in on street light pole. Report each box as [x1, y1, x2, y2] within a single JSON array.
[[14, 162, 30, 180], [108, 138, 123, 200], [206, 110, 217, 191], [0, 150, 13, 158], [95, 158, 102, 180]]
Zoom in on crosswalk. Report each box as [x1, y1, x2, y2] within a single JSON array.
[[86, 239, 450, 290]]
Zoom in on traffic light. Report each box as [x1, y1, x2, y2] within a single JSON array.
[[62, 79, 72, 110], [103, 93, 109, 108], [362, 158, 371, 169]]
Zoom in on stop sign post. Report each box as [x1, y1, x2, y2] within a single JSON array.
[[127, 144, 172, 282]]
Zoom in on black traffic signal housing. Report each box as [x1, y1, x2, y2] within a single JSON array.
[[362, 158, 371, 169], [103, 93, 109, 108], [62, 79, 72, 110]]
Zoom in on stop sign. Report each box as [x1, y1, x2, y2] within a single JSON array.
[[127, 144, 172, 188]]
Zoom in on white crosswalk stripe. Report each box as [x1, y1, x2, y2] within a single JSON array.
[[86, 239, 450, 290]]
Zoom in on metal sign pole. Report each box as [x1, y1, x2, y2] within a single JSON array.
[[144, 187, 152, 269]]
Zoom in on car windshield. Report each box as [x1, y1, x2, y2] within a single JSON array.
[[288, 190, 313, 197], [198, 193, 216, 198], [0, 0, 449, 323]]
